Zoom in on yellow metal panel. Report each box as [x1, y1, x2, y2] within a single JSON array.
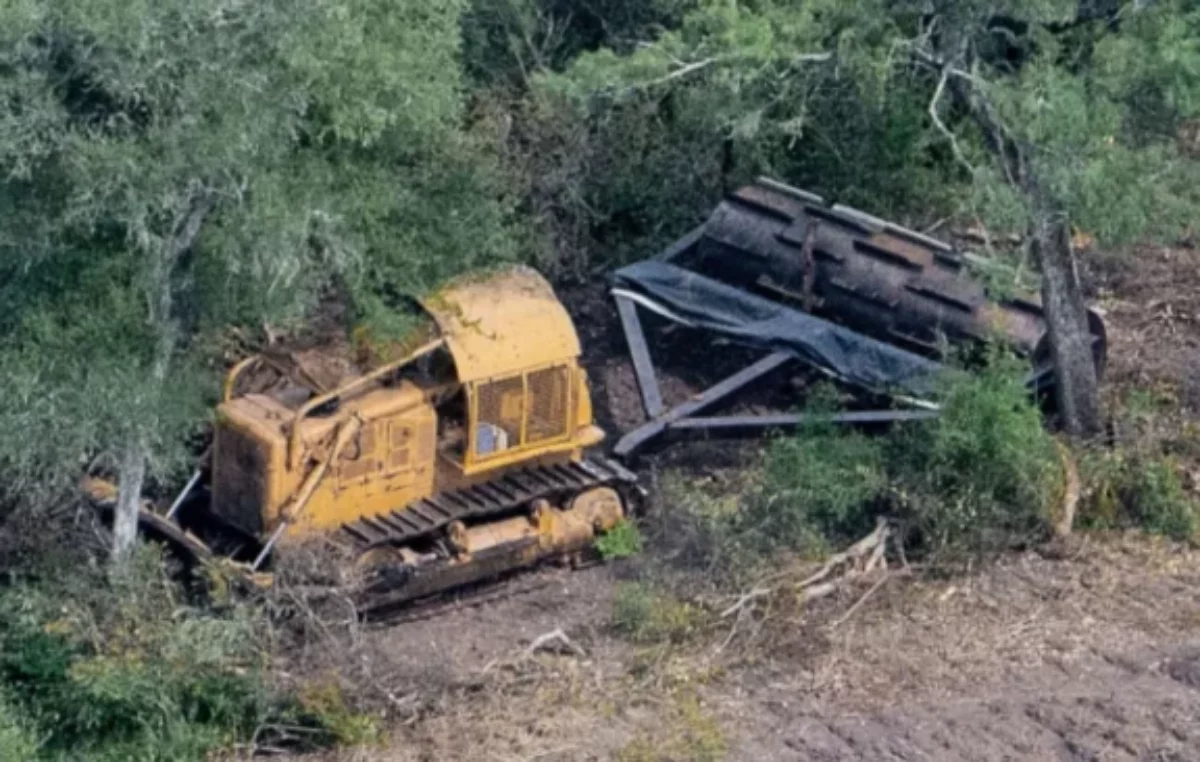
[[286, 401, 438, 537], [418, 266, 581, 383]]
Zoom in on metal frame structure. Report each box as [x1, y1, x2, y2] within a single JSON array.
[[605, 176, 1108, 458], [610, 288, 938, 457]]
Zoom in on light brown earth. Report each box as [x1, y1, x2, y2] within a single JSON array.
[[296, 538, 1200, 762], [289, 246, 1200, 761]]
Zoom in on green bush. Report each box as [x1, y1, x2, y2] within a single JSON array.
[[0, 690, 38, 762], [0, 546, 356, 761], [611, 582, 702, 644], [596, 519, 645, 560], [1128, 458, 1197, 541], [1081, 451, 1198, 542], [889, 356, 1059, 557], [758, 423, 888, 548], [0, 554, 265, 761], [660, 358, 1063, 574]]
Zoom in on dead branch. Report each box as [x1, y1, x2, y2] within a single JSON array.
[[799, 581, 839, 603], [863, 533, 888, 573], [482, 628, 586, 675], [958, 224, 1022, 246], [797, 520, 891, 589], [626, 51, 830, 93], [522, 628, 587, 659], [638, 56, 721, 87], [721, 520, 894, 621], [929, 66, 977, 177], [720, 587, 772, 619], [828, 569, 909, 630]]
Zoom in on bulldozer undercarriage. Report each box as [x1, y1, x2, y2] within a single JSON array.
[[344, 456, 637, 616], [86, 456, 638, 619]]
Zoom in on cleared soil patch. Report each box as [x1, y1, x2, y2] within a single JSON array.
[[294, 538, 1200, 761]]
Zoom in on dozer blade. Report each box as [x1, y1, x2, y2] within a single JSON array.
[[82, 476, 213, 564], [82, 477, 273, 591]]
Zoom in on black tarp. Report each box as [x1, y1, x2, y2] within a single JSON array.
[[611, 260, 942, 398]]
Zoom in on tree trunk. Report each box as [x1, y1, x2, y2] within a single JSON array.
[[109, 185, 214, 566], [948, 74, 1104, 440], [1029, 209, 1103, 439], [111, 436, 147, 564]]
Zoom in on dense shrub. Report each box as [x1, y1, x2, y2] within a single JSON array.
[[889, 357, 1060, 557], [654, 358, 1063, 577], [1127, 458, 1198, 541], [0, 546, 362, 761], [755, 358, 1058, 561], [1081, 451, 1198, 542], [0, 551, 264, 760], [611, 582, 702, 644], [759, 422, 888, 549]]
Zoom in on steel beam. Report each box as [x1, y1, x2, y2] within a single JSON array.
[[668, 409, 939, 435], [613, 352, 794, 456], [615, 295, 665, 419], [652, 226, 705, 263]]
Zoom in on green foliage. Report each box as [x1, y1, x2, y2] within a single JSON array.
[[759, 423, 888, 548], [489, 0, 964, 276], [484, 85, 727, 275], [890, 356, 1060, 556], [285, 0, 467, 146], [596, 519, 645, 560], [0, 546, 350, 761], [1077, 387, 1200, 542], [0, 690, 38, 762], [1081, 451, 1199, 542], [511, 0, 1200, 275], [1127, 458, 1198, 541], [658, 358, 1061, 574], [611, 582, 702, 644], [769, 358, 1056, 559], [0, 550, 260, 760], [461, 0, 695, 88]]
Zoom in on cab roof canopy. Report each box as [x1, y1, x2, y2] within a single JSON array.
[[419, 265, 581, 383]]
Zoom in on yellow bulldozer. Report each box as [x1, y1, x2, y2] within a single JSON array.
[[87, 266, 637, 615]]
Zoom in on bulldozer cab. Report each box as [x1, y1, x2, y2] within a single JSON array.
[[435, 363, 577, 463], [420, 266, 600, 475]]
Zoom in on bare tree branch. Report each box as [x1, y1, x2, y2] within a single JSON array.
[[625, 51, 830, 93], [929, 66, 978, 177]]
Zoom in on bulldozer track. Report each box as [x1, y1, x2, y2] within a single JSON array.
[[90, 456, 639, 623], [338, 456, 639, 553]]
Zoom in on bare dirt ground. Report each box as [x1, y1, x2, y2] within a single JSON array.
[[719, 537, 1200, 761], [1089, 245, 1200, 414], [300, 538, 1200, 762], [294, 247, 1200, 761]]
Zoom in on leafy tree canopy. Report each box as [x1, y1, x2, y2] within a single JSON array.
[[0, 0, 520, 509]]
